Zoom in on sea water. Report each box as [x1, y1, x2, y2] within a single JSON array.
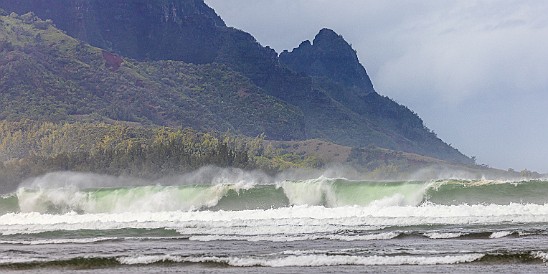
[[1, 171, 548, 273]]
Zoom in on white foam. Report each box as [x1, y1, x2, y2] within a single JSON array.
[[2, 204, 548, 237], [188, 232, 400, 242], [367, 194, 408, 207], [118, 254, 184, 265], [0, 193, 15, 199], [118, 254, 484, 267], [531, 251, 548, 262], [229, 254, 485, 267], [0, 237, 117, 245], [281, 178, 428, 207], [0, 257, 48, 265], [489, 231, 514, 239], [16, 185, 235, 213], [424, 232, 465, 239], [281, 177, 333, 206], [14, 168, 276, 214], [13, 175, 546, 215], [327, 232, 400, 241]]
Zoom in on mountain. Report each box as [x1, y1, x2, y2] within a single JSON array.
[[0, 0, 473, 165], [280, 28, 375, 93], [0, 0, 225, 63], [280, 28, 376, 112], [0, 12, 304, 140], [278, 28, 466, 163]]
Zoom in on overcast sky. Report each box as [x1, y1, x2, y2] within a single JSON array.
[[205, 0, 548, 173]]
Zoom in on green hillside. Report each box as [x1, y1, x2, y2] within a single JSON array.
[[0, 120, 324, 192], [0, 1, 473, 164], [0, 12, 304, 140]]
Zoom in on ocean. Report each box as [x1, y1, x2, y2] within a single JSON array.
[[1, 170, 548, 273]]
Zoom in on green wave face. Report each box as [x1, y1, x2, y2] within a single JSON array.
[[330, 180, 427, 207], [211, 186, 289, 211], [88, 185, 227, 212], [425, 180, 548, 205], [2, 179, 548, 214], [0, 194, 19, 214]]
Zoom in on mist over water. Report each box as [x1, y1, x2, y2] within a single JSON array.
[[16, 164, 527, 190], [1, 166, 545, 214]]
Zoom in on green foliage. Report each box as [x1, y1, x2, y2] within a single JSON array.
[[0, 120, 323, 191], [0, 13, 305, 140]]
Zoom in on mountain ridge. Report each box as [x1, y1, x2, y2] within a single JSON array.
[[0, 12, 306, 140], [0, 0, 226, 63], [0, 0, 473, 165]]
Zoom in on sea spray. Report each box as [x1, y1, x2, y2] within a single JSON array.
[[280, 176, 333, 206], [17, 186, 89, 213], [16, 184, 251, 213], [155, 166, 273, 186], [20, 171, 143, 190], [4, 170, 548, 214], [281, 178, 428, 207]]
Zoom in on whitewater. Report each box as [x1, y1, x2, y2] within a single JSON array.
[[1, 169, 548, 273]]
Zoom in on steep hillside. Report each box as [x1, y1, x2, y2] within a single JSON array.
[[0, 12, 305, 140], [0, 1, 473, 164], [280, 29, 468, 163], [0, 120, 323, 193], [0, 0, 225, 63]]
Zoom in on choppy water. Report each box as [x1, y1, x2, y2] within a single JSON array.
[[1, 171, 548, 273]]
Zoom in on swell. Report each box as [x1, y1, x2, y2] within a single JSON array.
[[0, 229, 536, 245], [0, 194, 18, 214], [1, 252, 546, 269], [0, 257, 121, 270], [2, 178, 548, 214], [425, 179, 548, 205]]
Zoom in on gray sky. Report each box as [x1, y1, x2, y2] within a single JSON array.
[[205, 0, 548, 173]]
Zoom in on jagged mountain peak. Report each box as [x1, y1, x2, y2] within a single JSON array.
[[280, 28, 375, 93], [313, 28, 344, 44]]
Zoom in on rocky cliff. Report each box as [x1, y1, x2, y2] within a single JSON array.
[[0, 0, 225, 63], [281, 28, 375, 93]]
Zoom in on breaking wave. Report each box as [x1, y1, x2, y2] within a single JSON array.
[[3, 252, 548, 269], [2, 172, 548, 214]]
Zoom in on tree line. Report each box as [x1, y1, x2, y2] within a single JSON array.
[[0, 120, 322, 192]]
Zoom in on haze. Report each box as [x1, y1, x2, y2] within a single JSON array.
[[206, 0, 548, 173]]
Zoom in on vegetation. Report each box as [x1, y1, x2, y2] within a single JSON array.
[[0, 12, 305, 140], [0, 120, 322, 192], [0, 3, 473, 164]]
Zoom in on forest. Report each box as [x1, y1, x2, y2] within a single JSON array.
[[0, 120, 323, 192]]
